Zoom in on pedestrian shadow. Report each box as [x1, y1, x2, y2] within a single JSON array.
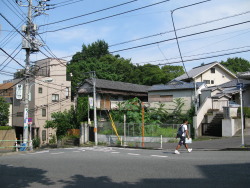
[[0, 164, 55, 188], [59, 163, 250, 188]]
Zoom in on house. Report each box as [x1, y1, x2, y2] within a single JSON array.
[[78, 78, 150, 120], [0, 82, 14, 98], [194, 78, 250, 137], [0, 82, 14, 126], [12, 58, 72, 145], [148, 80, 206, 113], [175, 62, 237, 86]]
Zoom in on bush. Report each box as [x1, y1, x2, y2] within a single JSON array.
[[238, 107, 250, 118], [33, 137, 40, 148], [0, 126, 12, 130]]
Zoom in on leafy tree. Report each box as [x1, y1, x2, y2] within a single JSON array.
[[45, 106, 78, 138], [220, 57, 250, 74], [0, 97, 10, 126], [68, 40, 188, 98], [161, 65, 185, 83]]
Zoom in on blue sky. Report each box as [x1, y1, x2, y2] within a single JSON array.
[[1, 0, 250, 83]]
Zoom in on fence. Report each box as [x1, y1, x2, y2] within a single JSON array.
[[97, 122, 191, 149], [0, 139, 32, 152]]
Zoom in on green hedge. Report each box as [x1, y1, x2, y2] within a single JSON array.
[[0, 126, 13, 130], [238, 107, 250, 118]]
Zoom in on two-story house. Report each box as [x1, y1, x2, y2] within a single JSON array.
[[12, 58, 72, 145], [175, 62, 237, 86]]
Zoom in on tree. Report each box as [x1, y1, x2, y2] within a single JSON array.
[[220, 57, 250, 74], [161, 65, 185, 83], [45, 106, 78, 138], [0, 97, 10, 126]]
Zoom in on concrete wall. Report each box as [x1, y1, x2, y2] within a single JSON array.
[[98, 134, 172, 144], [222, 118, 250, 137], [0, 129, 16, 151]]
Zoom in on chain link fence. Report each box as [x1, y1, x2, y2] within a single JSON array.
[[97, 122, 191, 149]]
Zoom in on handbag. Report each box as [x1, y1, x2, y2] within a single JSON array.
[[185, 138, 192, 143]]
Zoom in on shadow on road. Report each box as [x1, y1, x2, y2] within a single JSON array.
[[59, 163, 250, 188], [0, 164, 54, 187], [1, 163, 249, 187]]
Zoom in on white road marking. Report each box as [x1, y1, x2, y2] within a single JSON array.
[[51, 152, 64, 155], [111, 152, 120, 154], [128, 153, 140, 156], [73, 151, 81, 153], [151, 155, 168, 158], [35, 151, 49, 154]]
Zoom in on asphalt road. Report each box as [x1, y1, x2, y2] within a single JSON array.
[[0, 147, 250, 188]]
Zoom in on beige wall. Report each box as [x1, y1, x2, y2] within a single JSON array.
[[195, 65, 235, 87], [12, 58, 72, 145], [148, 89, 195, 113]]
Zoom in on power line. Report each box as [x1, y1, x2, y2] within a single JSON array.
[[0, 48, 25, 69], [51, 0, 85, 9], [109, 10, 250, 47], [39, 0, 170, 34], [135, 45, 250, 64], [110, 20, 250, 53], [157, 49, 250, 66], [39, 0, 139, 27]]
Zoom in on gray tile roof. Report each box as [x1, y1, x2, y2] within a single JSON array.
[[149, 80, 204, 91], [175, 62, 236, 81], [80, 79, 150, 93], [237, 71, 250, 80]]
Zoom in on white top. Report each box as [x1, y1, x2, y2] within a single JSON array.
[[182, 124, 188, 137]]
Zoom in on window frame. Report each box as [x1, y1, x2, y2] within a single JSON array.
[[52, 94, 59, 102]]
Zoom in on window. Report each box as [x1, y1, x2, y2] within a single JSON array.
[[38, 87, 43, 93], [42, 109, 46, 117], [203, 80, 210, 84], [211, 80, 214, 84], [52, 94, 59, 102], [210, 68, 215, 73], [65, 87, 69, 99]]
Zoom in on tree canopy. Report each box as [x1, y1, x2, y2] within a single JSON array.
[[220, 57, 250, 74], [67, 40, 185, 96], [0, 97, 10, 126]]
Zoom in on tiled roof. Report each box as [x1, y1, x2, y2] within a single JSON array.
[[217, 79, 250, 88], [237, 71, 250, 80], [0, 82, 14, 90], [175, 62, 236, 81], [149, 80, 204, 91], [79, 79, 150, 93]]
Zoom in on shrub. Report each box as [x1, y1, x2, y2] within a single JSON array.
[[33, 137, 40, 148], [238, 107, 250, 118], [0, 126, 12, 130]]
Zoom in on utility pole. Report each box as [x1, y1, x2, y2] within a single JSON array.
[[16, 0, 49, 149], [92, 71, 98, 146]]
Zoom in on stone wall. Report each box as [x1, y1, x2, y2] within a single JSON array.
[[0, 129, 16, 151]]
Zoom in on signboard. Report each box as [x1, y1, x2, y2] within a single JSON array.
[[28, 118, 32, 125], [16, 84, 23, 99], [89, 97, 94, 108], [237, 83, 244, 89]]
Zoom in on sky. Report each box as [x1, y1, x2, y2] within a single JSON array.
[[1, 0, 250, 84]]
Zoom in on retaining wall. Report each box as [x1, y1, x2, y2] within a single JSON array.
[[0, 129, 16, 151]]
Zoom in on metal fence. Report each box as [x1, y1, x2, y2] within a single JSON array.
[[97, 122, 191, 148]]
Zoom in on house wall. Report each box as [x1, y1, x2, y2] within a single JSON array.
[[148, 89, 195, 113], [12, 59, 72, 145], [195, 65, 235, 87]]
